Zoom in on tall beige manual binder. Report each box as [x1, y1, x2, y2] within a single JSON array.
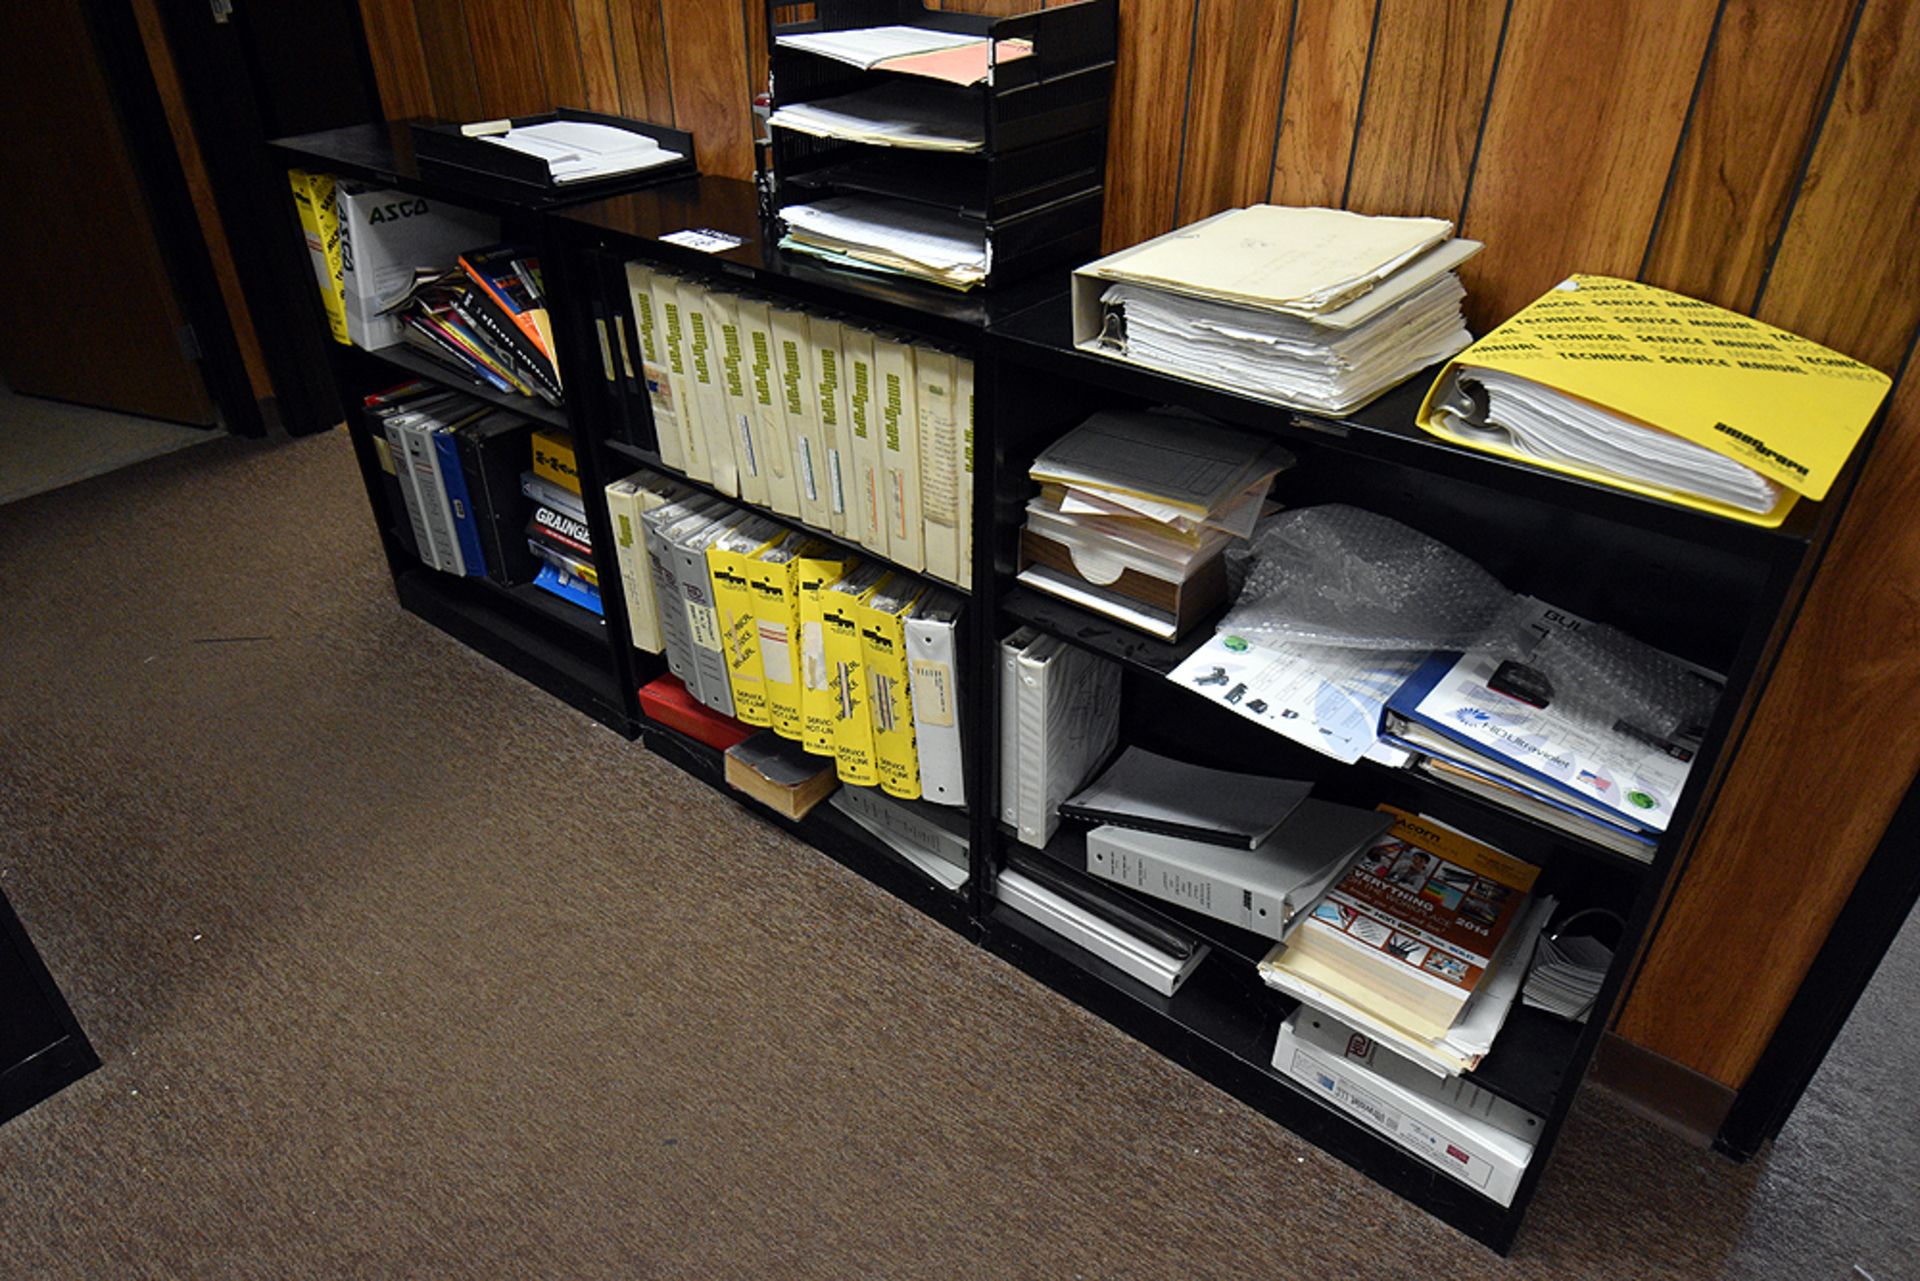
[[649, 273, 707, 482], [809, 314, 854, 538], [624, 263, 683, 473], [741, 297, 803, 518], [876, 335, 924, 570], [915, 347, 962, 584], [844, 325, 888, 556], [714, 289, 768, 507], [679, 281, 740, 495], [955, 356, 975, 585], [775, 307, 833, 530]]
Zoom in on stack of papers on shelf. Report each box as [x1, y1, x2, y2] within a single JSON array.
[[1073, 205, 1482, 414], [1017, 410, 1292, 638], [780, 195, 987, 290], [775, 24, 1033, 85], [1521, 927, 1613, 1021], [477, 120, 683, 183], [829, 786, 969, 891], [1258, 807, 1555, 1077], [767, 82, 984, 152], [1417, 275, 1892, 527], [1379, 598, 1705, 861]]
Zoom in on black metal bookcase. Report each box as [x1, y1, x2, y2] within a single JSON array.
[[548, 184, 1883, 1251], [264, 123, 677, 735], [269, 125, 1888, 1255]]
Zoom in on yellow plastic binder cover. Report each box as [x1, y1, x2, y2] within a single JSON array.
[[1416, 276, 1891, 526]]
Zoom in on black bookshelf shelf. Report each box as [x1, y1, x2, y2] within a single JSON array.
[[995, 819, 1577, 1120], [363, 344, 569, 429], [632, 714, 976, 936], [996, 584, 1659, 879]]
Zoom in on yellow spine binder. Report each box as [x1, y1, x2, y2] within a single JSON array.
[[288, 169, 348, 345], [822, 565, 891, 786], [748, 539, 840, 741], [706, 522, 784, 726], [860, 580, 926, 799], [799, 555, 857, 756]]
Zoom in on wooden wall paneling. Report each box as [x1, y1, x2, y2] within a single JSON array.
[[744, 0, 769, 103], [1456, 0, 1717, 331], [1265, 0, 1378, 208], [1098, 0, 1197, 251], [567, 0, 629, 114], [1617, 0, 1920, 1088], [609, 0, 676, 126], [356, 0, 438, 119], [1638, 0, 1855, 313], [1751, 0, 1920, 371], [1171, 0, 1290, 224], [660, 0, 755, 180], [1618, 364, 1920, 1084], [525, 0, 590, 109], [1342, 0, 1506, 221], [463, 0, 551, 116], [412, 0, 487, 121]]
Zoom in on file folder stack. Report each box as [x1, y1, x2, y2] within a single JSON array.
[[1018, 410, 1292, 639], [1257, 807, 1555, 1078], [1072, 205, 1482, 415], [779, 196, 988, 291]]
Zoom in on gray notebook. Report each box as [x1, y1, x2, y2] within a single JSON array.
[[1061, 746, 1312, 849]]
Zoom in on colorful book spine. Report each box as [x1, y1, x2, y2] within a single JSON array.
[[823, 566, 890, 787]]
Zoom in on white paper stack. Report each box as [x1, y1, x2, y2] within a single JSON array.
[[1259, 893, 1557, 1078], [1520, 929, 1612, 1022], [1075, 205, 1483, 415], [479, 121, 683, 184], [768, 82, 984, 152], [775, 25, 981, 69], [780, 196, 987, 290], [1428, 366, 1780, 514]]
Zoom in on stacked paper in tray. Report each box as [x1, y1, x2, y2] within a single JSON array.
[[1072, 205, 1482, 415], [775, 24, 1033, 86], [1017, 410, 1292, 639], [1257, 807, 1555, 1078], [780, 195, 987, 290], [1416, 275, 1891, 527], [768, 82, 984, 152]]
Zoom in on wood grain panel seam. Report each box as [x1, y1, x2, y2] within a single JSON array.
[[1635, 0, 1732, 280], [567, 3, 601, 109], [741, 0, 759, 99], [656, 0, 677, 118], [1451, 0, 1514, 229], [1261, 0, 1303, 204], [1165, 1, 1204, 222], [1336, 0, 1387, 210], [1748, 0, 1872, 315]]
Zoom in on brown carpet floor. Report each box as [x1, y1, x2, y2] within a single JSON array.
[[0, 432, 1913, 1280]]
